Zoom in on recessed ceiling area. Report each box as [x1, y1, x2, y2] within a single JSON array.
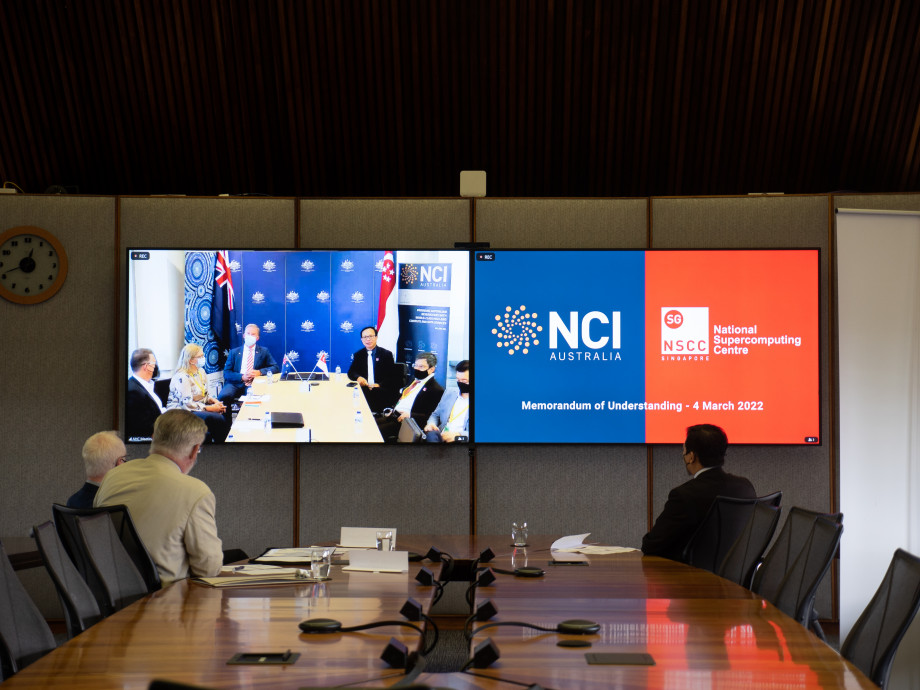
[[1, 1, 918, 197]]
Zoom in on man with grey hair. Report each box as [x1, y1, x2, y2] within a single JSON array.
[[66, 431, 128, 509], [95, 409, 223, 584]]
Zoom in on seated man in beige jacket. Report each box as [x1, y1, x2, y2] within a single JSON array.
[[95, 408, 223, 584]]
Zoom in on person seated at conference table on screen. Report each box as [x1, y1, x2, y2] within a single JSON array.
[[424, 359, 470, 443], [347, 325, 401, 413], [217, 323, 280, 411], [166, 343, 230, 444], [125, 347, 165, 442], [376, 352, 444, 443]]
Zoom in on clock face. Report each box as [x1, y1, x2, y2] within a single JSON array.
[[0, 226, 68, 304]]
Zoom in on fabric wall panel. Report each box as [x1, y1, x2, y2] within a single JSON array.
[[475, 447, 646, 547], [300, 199, 471, 247], [300, 447, 471, 543], [0, 195, 116, 537], [475, 198, 648, 247]]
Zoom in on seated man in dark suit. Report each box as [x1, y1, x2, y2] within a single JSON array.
[[125, 347, 165, 442], [641, 424, 755, 561], [66, 431, 128, 508], [376, 352, 444, 442], [217, 323, 280, 409], [347, 326, 400, 413]]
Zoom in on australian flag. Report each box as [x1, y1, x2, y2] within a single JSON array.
[[211, 250, 235, 369]]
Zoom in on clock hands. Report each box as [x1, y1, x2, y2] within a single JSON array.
[[3, 249, 37, 274]]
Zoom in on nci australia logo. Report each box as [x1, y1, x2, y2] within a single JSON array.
[[491, 305, 621, 361], [400, 263, 451, 290]]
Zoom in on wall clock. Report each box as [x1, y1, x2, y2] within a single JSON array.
[[0, 225, 69, 304]]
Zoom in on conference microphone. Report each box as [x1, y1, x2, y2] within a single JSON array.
[[489, 566, 546, 578], [299, 610, 436, 664], [469, 618, 600, 639]]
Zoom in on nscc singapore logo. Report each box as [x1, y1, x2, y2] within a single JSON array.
[[661, 307, 709, 358]]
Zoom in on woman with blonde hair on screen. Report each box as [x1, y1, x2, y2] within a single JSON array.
[[167, 343, 229, 442]]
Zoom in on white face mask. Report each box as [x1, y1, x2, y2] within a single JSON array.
[[244, 334, 257, 347], [195, 357, 206, 368]]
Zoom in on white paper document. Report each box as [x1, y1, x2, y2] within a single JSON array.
[[551, 533, 592, 550], [220, 564, 303, 576], [253, 547, 335, 563], [344, 549, 409, 573]]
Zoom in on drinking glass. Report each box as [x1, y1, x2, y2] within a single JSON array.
[[311, 547, 332, 578], [376, 530, 394, 551], [512, 520, 528, 547], [511, 547, 528, 569]]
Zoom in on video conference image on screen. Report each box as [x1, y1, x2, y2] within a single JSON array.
[[126, 247, 819, 446], [126, 249, 471, 445]]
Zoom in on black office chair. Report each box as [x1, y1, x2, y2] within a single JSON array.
[[393, 362, 409, 388], [76, 513, 149, 613], [751, 507, 843, 638], [52, 503, 161, 598], [32, 521, 104, 639], [716, 501, 782, 589], [153, 378, 170, 408], [683, 491, 783, 574], [769, 515, 842, 639], [841, 548, 920, 689], [0, 539, 57, 680]]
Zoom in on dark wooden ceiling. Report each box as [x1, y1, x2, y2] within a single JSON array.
[[1, 0, 918, 197]]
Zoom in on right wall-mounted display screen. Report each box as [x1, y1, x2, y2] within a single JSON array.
[[472, 249, 820, 444]]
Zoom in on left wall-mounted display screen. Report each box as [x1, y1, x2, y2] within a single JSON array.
[[125, 249, 471, 444]]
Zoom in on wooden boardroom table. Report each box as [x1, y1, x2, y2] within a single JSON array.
[[226, 375, 383, 443], [3, 536, 875, 689]]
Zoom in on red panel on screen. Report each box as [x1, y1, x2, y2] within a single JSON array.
[[645, 251, 819, 444]]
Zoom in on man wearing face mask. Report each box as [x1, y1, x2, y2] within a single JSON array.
[[641, 424, 755, 561], [218, 323, 280, 412], [126, 348, 165, 442], [424, 360, 470, 443], [375, 352, 444, 443]]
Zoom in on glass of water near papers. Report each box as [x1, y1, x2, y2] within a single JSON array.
[[375, 530, 394, 551], [310, 547, 333, 578]]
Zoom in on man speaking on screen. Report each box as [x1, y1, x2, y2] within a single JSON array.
[[347, 325, 399, 413]]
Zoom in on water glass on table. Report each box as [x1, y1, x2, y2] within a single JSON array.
[[375, 530, 394, 551], [310, 547, 332, 578], [512, 520, 528, 547]]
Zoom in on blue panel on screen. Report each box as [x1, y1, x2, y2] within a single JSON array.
[[239, 251, 287, 364], [474, 251, 646, 443], [331, 251, 381, 371], [283, 252, 332, 373]]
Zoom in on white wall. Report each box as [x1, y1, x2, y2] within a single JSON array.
[[837, 209, 920, 688]]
